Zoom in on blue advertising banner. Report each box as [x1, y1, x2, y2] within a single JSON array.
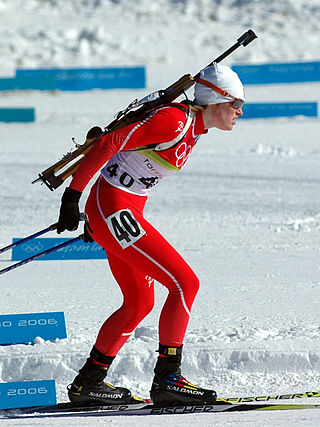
[[16, 66, 146, 91], [0, 108, 35, 123], [0, 76, 56, 91], [232, 61, 320, 84], [0, 380, 56, 409], [11, 238, 106, 261], [241, 102, 318, 119], [0, 312, 67, 345]]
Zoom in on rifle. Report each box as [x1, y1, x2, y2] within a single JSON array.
[[32, 29, 257, 191]]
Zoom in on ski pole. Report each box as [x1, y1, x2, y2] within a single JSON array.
[[0, 224, 56, 255], [0, 234, 84, 276], [0, 213, 87, 256]]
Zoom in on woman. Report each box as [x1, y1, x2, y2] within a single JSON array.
[[57, 62, 244, 406]]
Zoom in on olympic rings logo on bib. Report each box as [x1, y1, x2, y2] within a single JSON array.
[[175, 142, 192, 168]]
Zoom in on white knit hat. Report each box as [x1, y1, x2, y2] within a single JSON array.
[[194, 62, 244, 105]]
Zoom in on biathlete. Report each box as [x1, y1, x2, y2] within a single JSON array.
[[57, 62, 245, 406]]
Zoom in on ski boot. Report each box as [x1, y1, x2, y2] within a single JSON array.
[[150, 344, 217, 406], [68, 346, 132, 406]]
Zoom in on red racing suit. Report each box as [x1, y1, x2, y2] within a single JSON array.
[[69, 103, 208, 356]]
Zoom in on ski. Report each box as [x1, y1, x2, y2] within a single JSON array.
[[221, 390, 320, 403], [1, 401, 320, 419]]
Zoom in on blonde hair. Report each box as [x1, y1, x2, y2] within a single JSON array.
[[189, 104, 205, 113]]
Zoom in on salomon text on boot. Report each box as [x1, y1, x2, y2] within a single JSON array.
[[68, 346, 132, 406], [150, 344, 217, 406]]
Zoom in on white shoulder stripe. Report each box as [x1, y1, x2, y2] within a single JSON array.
[[119, 110, 158, 151]]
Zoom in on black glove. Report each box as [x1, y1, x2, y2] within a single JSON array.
[[57, 187, 82, 234], [83, 222, 94, 243]]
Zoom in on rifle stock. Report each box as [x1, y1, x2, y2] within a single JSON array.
[[32, 133, 101, 190]]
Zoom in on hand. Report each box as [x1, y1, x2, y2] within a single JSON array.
[[57, 187, 82, 233], [83, 222, 94, 243]]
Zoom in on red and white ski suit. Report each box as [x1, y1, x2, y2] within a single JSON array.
[[69, 103, 208, 357]]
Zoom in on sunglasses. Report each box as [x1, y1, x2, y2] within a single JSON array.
[[197, 78, 244, 109]]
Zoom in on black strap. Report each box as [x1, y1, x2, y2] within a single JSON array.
[[157, 344, 183, 357], [126, 103, 193, 153]]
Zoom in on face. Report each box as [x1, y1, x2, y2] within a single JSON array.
[[202, 102, 243, 131]]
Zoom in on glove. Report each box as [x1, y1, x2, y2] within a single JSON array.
[[83, 222, 94, 243], [57, 187, 82, 233]]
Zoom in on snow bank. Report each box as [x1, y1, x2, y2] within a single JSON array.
[[0, 0, 319, 74]]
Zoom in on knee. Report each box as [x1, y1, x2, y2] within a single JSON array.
[[123, 293, 155, 323], [188, 273, 200, 298], [170, 270, 199, 300], [181, 269, 200, 294], [139, 293, 155, 318]]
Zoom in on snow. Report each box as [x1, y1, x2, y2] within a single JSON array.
[[1, 0, 320, 425]]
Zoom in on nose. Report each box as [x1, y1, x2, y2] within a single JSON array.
[[237, 106, 243, 116]]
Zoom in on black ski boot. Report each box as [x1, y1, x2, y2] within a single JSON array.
[[68, 346, 132, 406], [150, 344, 217, 406]]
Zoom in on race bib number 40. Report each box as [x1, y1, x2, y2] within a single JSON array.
[[106, 209, 146, 249]]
